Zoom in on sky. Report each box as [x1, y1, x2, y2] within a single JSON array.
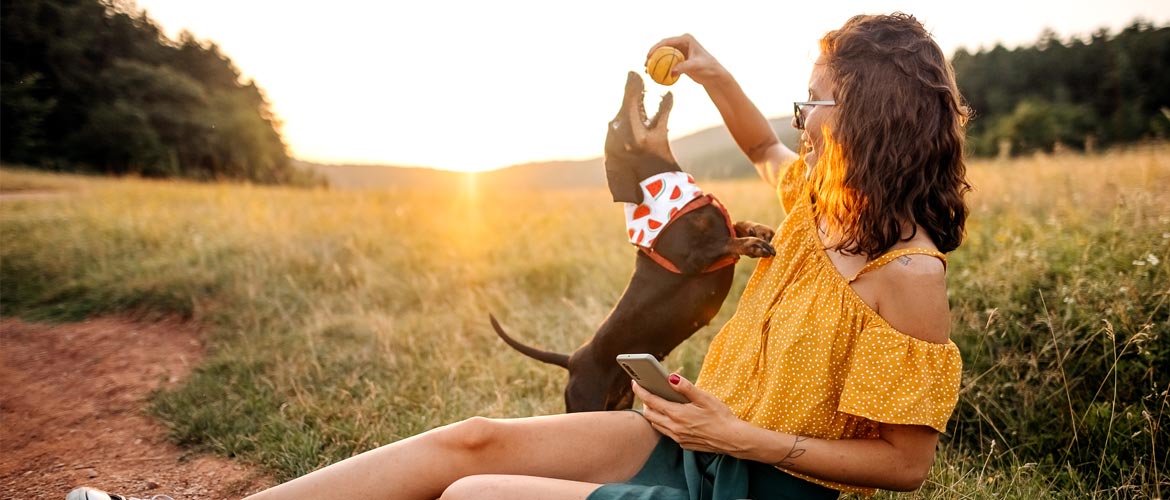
[[132, 0, 1169, 172]]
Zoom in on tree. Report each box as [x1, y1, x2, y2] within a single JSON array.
[[953, 20, 1170, 156], [990, 99, 1096, 154], [0, 0, 321, 185]]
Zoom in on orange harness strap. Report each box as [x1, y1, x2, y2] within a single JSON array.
[[639, 194, 739, 274], [847, 248, 948, 283]]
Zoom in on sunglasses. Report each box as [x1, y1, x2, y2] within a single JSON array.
[[793, 100, 836, 130]]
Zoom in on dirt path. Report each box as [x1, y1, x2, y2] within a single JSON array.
[[0, 317, 274, 499]]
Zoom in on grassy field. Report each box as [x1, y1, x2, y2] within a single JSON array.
[[2, 145, 1167, 498]]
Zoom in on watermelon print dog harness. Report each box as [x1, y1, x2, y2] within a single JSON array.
[[624, 171, 739, 274]]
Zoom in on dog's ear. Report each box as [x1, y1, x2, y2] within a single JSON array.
[[605, 162, 644, 205]]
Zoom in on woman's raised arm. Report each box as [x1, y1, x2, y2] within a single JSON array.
[[647, 34, 799, 188]]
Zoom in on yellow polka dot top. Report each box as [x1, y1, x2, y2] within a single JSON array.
[[695, 161, 963, 495]]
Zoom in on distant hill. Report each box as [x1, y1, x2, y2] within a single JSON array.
[[670, 117, 801, 179], [299, 117, 799, 190], [296, 158, 606, 191]]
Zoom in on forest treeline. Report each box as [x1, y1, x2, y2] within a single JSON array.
[[954, 20, 1170, 156], [1, 0, 321, 185]]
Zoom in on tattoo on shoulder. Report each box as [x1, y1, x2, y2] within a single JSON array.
[[897, 255, 912, 266], [773, 436, 807, 468]]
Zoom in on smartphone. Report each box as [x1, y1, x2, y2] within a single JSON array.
[[616, 354, 690, 404]]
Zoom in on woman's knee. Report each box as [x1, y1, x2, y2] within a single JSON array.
[[432, 416, 502, 453]]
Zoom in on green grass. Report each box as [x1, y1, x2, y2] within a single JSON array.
[[1, 147, 1167, 497], [939, 147, 1169, 498]]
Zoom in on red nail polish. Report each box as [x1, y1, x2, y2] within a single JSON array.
[[669, 373, 681, 385]]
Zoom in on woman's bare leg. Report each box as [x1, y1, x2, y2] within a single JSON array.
[[440, 474, 607, 500], [243, 410, 658, 500]]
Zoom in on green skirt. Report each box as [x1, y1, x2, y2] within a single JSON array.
[[588, 435, 840, 500]]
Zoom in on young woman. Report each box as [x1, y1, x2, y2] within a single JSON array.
[[72, 12, 970, 500]]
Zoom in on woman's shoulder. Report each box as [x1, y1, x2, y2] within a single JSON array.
[[864, 239, 951, 345]]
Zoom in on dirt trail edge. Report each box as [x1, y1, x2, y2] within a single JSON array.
[[0, 317, 274, 499]]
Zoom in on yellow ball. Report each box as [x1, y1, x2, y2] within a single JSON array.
[[645, 46, 685, 86]]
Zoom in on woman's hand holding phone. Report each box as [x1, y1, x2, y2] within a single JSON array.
[[616, 354, 690, 404]]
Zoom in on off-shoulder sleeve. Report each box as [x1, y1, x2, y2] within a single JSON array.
[[837, 324, 962, 433], [777, 157, 807, 214]]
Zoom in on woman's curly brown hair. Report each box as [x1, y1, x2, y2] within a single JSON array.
[[811, 12, 971, 257]]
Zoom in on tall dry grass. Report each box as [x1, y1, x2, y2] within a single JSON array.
[[1, 145, 1166, 497]]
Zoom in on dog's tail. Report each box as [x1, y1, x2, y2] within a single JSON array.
[[489, 314, 570, 369]]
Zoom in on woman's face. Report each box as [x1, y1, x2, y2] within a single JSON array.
[[793, 55, 837, 169]]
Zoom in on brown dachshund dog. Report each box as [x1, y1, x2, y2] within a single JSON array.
[[490, 72, 775, 412]]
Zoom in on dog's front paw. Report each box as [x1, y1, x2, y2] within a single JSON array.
[[735, 221, 776, 243], [739, 237, 777, 259], [748, 224, 775, 242]]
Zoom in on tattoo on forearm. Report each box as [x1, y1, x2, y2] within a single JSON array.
[[897, 255, 912, 266], [773, 436, 807, 468]]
